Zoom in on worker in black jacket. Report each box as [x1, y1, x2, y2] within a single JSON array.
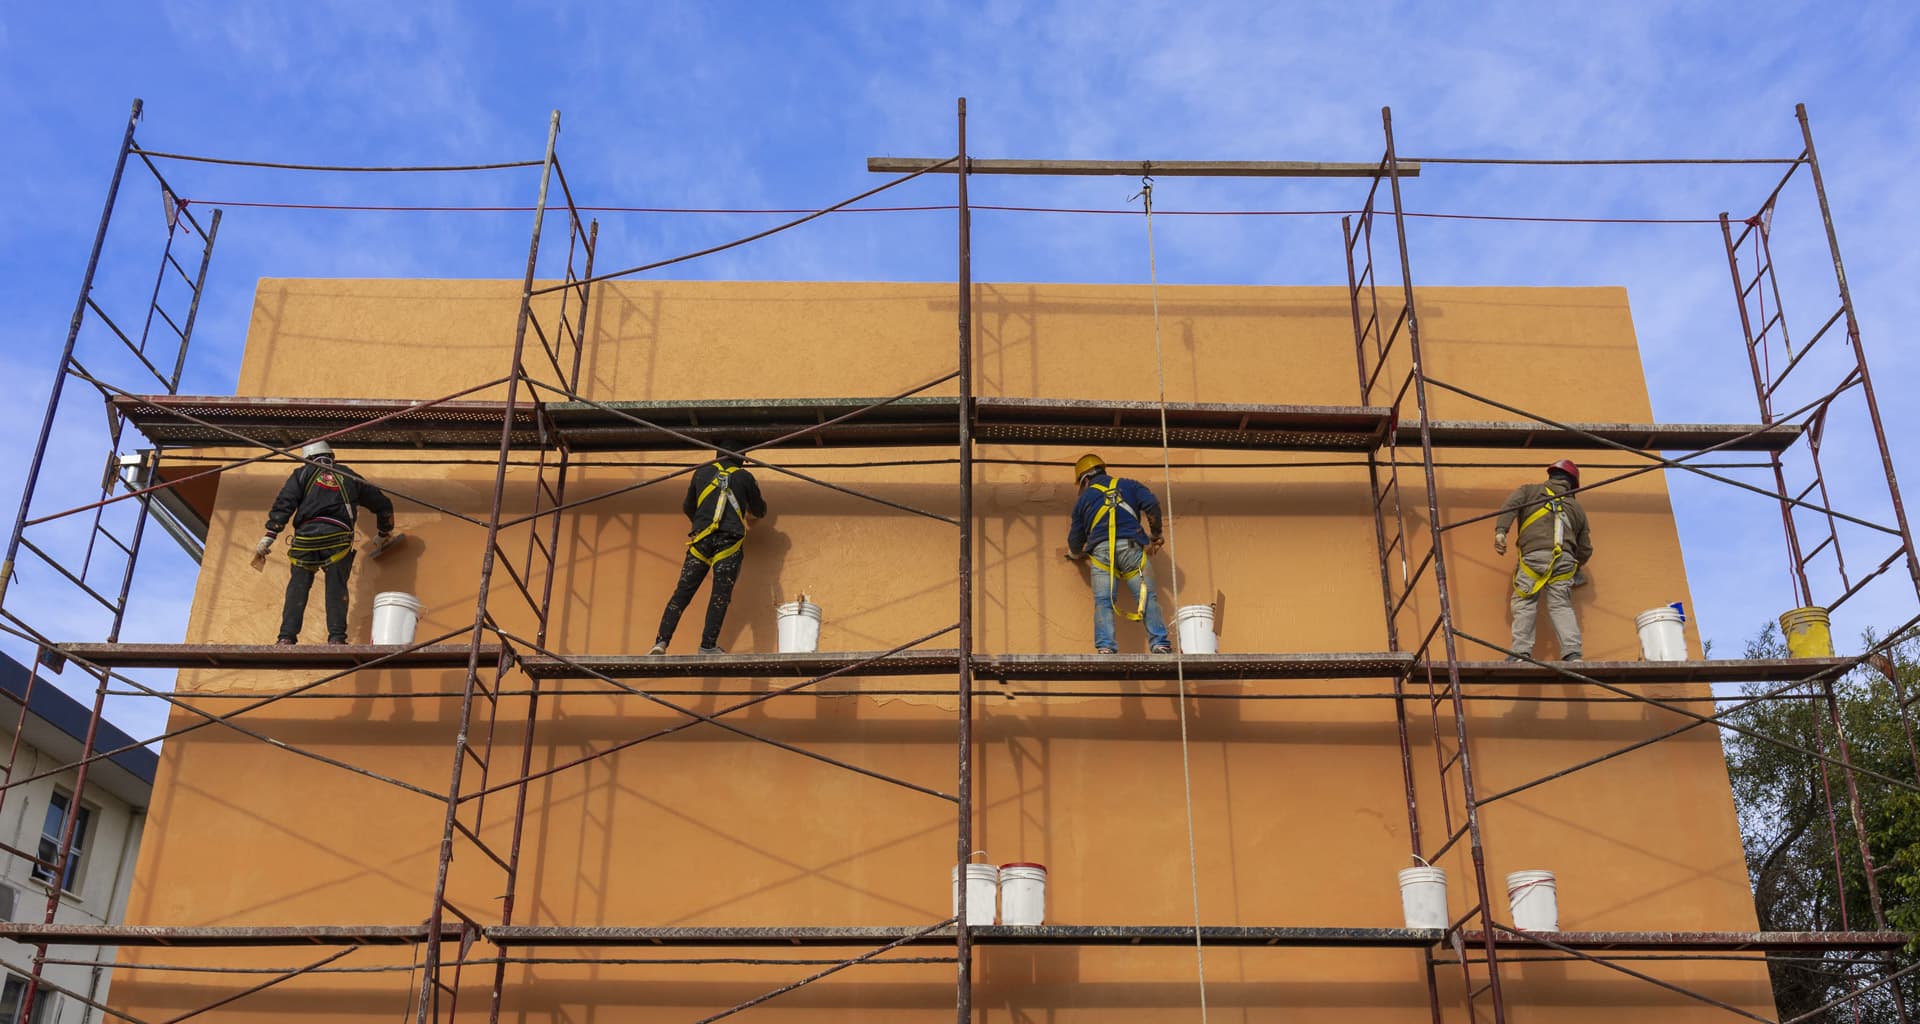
[[650, 445, 767, 655], [253, 441, 395, 644]]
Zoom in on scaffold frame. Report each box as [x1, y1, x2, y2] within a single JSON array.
[[0, 97, 1913, 1024]]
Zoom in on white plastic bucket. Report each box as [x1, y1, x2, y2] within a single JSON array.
[[998, 862, 1047, 926], [371, 592, 423, 645], [1634, 607, 1687, 661], [952, 863, 999, 926], [1173, 604, 1218, 654], [1397, 866, 1448, 929], [1507, 870, 1559, 931], [777, 600, 823, 654]]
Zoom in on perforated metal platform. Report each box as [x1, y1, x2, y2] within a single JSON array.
[[978, 652, 1416, 680], [55, 642, 499, 670], [517, 649, 964, 679], [1440, 658, 1854, 685], [116, 394, 1803, 456]]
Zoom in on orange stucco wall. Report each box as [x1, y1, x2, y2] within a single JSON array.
[[112, 279, 1772, 1021]]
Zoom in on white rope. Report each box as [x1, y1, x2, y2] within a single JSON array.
[[1138, 176, 1210, 1023]]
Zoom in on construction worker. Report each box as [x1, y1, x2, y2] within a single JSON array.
[[650, 444, 767, 655], [1066, 454, 1172, 654], [1494, 459, 1593, 661], [254, 441, 395, 644]]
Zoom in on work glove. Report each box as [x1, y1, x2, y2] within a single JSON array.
[[1147, 537, 1166, 555], [1063, 547, 1085, 562], [1493, 532, 1508, 556], [377, 531, 393, 544], [250, 534, 274, 571]]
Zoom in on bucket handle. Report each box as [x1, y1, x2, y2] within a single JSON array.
[[967, 850, 990, 863], [1409, 854, 1432, 868]]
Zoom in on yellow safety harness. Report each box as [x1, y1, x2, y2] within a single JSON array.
[[687, 462, 747, 566], [1088, 479, 1148, 622], [1512, 486, 1578, 598], [286, 467, 357, 567]]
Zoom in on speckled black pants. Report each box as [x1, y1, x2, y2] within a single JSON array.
[[280, 549, 354, 643], [654, 534, 744, 650]]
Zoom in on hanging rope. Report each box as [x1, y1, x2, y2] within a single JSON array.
[[1135, 171, 1211, 1022]]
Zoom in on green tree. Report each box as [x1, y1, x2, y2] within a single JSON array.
[[1725, 624, 1920, 1022]]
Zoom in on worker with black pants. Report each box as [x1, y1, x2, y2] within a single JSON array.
[[1494, 458, 1593, 661], [1065, 453, 1172, 654], [651, 445, 767, 655], [254, 441, 395, 644]]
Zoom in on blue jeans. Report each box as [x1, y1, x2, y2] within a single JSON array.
[[1089, 540, 1169, 651]]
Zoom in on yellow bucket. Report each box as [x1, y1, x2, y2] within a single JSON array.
[[1779, 606, 1834, 659]]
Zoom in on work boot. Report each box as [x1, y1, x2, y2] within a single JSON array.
[[275, 637, 297, 646], [1562, 654, 1582, 662], [1095, 647, 1118, 655], [1505, 654, 1528, 662], [648, 642, 667, 656], [327, 636, 348, 645], [698, 645, 726, 655], [1150, 644, 1173, 655]]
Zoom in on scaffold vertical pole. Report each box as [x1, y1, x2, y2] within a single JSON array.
[[954, 94, 976, 1024], [1344, 211, 1440, 1022], [1381, 105, 1507, 1024], [416, 108, 561, 1024], [1, 99, 142, 615], [1796, 103, 1920, 602], [486, 215, 595, 1024]]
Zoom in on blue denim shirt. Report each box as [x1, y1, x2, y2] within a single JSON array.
[[1067, 473, 1160, 555]]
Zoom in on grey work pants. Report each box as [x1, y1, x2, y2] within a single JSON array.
[[1509, 550, 1580, 658]]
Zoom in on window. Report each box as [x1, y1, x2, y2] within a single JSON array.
[[0, 974, 56, 1024], [31, 791, 89, 894]]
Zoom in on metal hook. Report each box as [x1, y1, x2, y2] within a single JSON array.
[[1128, 172, 1155, 207]]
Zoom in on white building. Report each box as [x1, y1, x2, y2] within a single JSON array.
[[0, 653, 153, 1024]]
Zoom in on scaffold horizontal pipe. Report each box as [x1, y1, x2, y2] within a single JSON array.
[[867, 157, 1419, 178]]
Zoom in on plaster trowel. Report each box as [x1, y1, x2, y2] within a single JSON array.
[[365, 531, 408, 560]]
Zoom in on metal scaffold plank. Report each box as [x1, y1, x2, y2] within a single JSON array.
[[517, 649, 963, 679], [1442, 658, 1855, 685], [1462, 929, 1910, 952], [979, 652, 1416, 680], [0, 923, 464, 947], [0, 922, 1898, 953], [55, 642, 498, 670], [108, 394, 539, 449], [488, 924, 1448, 948], [550, 396, 961, 451], [972, 397, 1390, 451], [112, 393, 1803, 456], [1410, 420, 1803, 453]]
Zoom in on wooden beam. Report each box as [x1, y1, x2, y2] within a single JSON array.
[[867, 157, 1418, 178]]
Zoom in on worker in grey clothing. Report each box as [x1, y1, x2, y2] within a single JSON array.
[[1493, 459, 1592, 661]]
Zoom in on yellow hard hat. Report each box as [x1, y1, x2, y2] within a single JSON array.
[[1073, 453, 1105, 482]]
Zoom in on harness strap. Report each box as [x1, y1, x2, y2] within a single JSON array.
[[295, 465, 358, 529], [1088, 480, 1147, 621], [287, 528, 354, 568], [1513, 486, 1577, 598], [688, 462, 747, 562]]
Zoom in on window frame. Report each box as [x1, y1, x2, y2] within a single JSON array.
[[30, 789, 91, 896]]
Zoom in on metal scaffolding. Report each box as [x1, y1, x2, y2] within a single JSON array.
[[0, 96, 1913, 1024]]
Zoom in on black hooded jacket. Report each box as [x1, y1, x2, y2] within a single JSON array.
[[265, 461, 395, 539]]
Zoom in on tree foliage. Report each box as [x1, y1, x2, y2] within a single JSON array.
[[1725, 624, 1920, 1022]]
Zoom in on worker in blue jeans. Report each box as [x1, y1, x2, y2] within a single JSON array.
[[1065, 453, 1171, 654]]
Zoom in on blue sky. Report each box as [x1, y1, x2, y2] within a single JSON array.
[[2, 1, 1917, 736]]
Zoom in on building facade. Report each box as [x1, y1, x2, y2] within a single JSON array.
[[103, 277, 1778, 1021], [0, 655, 153, 1024]]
